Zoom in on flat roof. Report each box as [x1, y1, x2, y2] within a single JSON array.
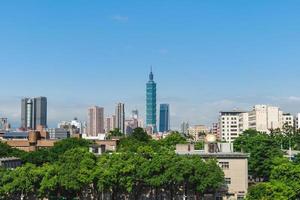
[[3, 132, 28, 138], [176, 151, 249, 159], [220, 111, 246, 114], [0, 157, 21, 161]]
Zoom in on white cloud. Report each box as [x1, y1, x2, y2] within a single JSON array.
[[287, 96, 300, 102]]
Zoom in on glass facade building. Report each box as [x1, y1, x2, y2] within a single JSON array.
[[159, 104, 170, 132], [21, 97, 47, 130], [146, 70, 157, 132]]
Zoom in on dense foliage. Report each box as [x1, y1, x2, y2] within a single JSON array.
[[234, 129, 283, 181], [246, 158, 300, 199], [0, 130, 225, 199], [234, 128, 300, 199]]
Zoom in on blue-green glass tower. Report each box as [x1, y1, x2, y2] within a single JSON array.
[[146, 69, 157, 132]]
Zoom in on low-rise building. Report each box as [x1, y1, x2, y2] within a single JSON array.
[[0, 129, 56, 152], [176, 134, 249, 200], [47, 128, 70, 139], [89, 140, 119, 155], [0, 157, 22, 169]]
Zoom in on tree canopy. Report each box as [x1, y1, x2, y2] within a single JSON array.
[[0, 128, 225, 199]]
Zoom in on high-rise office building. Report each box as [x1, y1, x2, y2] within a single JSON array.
[[115, 103, 125, 133], [159, 104, 170, 133], [87, 106, 104, 136], [105, 117, 112, 133], [21, 97, 47, 130], [146, 69, 157, 132], [132, 110, 139, 120], [180, 122, 189, 135]]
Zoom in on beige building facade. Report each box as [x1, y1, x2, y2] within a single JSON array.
[[87, 106, 104, 136], [176, 140, 249, 200]]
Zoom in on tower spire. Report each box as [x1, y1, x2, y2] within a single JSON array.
[[149, 66, 154, 81]]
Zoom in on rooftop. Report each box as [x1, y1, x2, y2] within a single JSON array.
[[0, 157, 21, 161], [3, 132, 29, 138], [176, 150, 249, 159]]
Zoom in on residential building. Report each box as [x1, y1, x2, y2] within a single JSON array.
[[212, 122, 221, 139], [87, 106, 104, 136], [111, 115, 117, 130], [21, 97, 47, 130], [0, 157, 22, 169], [239, 112, 249, 133], [219, 111, 245, 143], [176, 134, 249, 200], [116, 103, 125, 133], [296, 113, 300, 129], [248, 105, 282, 133], [146, 68, 157, 133], [105, 117, 112, 133], [159, 104, 170, 133], [188, 125, 209, 141], [58, 117, 83, 135], [282, 113, 294, 127]]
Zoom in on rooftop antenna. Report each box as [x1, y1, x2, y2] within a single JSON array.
[[149, 65, 154, 80]]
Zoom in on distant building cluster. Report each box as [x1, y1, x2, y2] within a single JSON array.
[[217, 105, 300, 143], [0, 70, 173, 151]]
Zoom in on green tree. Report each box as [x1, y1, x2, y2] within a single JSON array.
[[37, 148, 96, 199], [131, 127, 151, 142], [247, 181, 296, 200], [234, 130, 283, 180], [0, 142, 26, 158], [160, 131, 187, 149], [0, 163, 41, 200], [107, 128, 124, 139]]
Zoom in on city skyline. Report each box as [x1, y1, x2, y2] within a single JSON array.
[[1, 1, 300, 128]]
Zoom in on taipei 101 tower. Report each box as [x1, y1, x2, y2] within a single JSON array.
[[146, 68, 157, 133]]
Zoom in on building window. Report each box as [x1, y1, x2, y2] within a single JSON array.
[[237, 195, 244, 200], [219, 162, 229, 169], [225, 177, 231, 185]]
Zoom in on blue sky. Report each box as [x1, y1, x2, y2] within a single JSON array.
[[1, 1, 300, 128]]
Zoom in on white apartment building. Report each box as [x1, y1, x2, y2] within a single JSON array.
[[239, 113, 249, 133], [219, 111, 245, 143], [296, 113, 300, 129], [248, 105, 282, 134], [220, 105, 298, 142], [282, 113, 294, 127]]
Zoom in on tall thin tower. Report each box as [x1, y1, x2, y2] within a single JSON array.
[[146, 68, 157, 133], [116, 103, 125, 134]]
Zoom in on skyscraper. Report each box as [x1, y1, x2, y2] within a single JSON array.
[[159, 104, 170, 133], [87, 106, 104, 136], [104, 117, 112, 133], [146, 68, 157, 132], [21, 97, 47, 130], [115, 103, 125, 134]]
